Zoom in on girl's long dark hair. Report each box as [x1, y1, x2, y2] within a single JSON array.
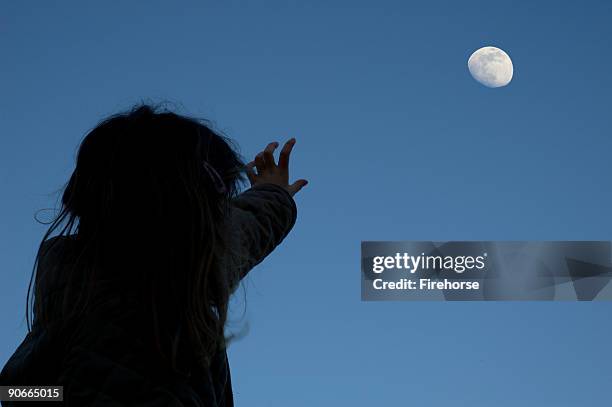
[[26, 104, 246, 371]]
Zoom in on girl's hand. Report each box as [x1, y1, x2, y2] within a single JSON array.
[[246, 138, 308, 197]]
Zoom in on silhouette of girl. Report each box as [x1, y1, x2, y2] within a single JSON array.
[[0, 104, 307, 406]]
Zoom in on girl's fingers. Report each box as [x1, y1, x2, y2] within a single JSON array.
[[278, 138, 296, 169], [288, 179, 308, 196], [254, 153, 266, 174], [245, 161, 257, 185], [263, 142, 279, 168]]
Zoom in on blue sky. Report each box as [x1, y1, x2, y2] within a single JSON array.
[[1, 1, 612, 405]]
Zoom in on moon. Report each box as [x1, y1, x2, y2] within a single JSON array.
[[468, 46, 513, 88]]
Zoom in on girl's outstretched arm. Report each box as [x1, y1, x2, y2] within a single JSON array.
[[224, 138, 308, 284]]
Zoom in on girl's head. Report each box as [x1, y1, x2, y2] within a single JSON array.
[[30, 104, 246, 370]]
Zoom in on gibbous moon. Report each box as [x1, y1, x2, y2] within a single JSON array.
[[468, 46, 513, 88]]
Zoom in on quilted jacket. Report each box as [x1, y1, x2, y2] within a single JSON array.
[[0, 183, 297, 406]]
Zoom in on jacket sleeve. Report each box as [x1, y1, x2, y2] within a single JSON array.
[[223, 183, 297, 286]]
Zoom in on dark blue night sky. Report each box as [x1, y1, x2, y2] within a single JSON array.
[[2, 1, 611, 405]]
